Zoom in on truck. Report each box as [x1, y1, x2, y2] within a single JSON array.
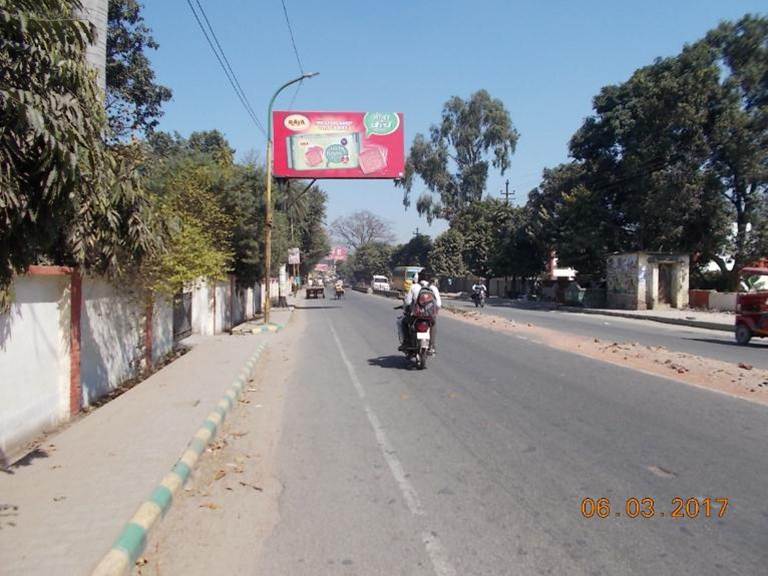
[[391, 266, 423, 296]]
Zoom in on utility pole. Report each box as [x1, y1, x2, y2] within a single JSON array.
[[413, 227, 420, 237], [500, 179, 514, 205], [263, 72, 318, 324]]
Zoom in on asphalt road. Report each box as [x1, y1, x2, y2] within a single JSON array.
[[255, 292, 768, 575], [447, 297, 768, 369]]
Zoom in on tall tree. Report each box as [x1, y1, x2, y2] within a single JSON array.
[[391, 234, 433, 268], [1, 0, 159, 305], [106, 0, 172, 140], [398, 90, 519, 222], [348, 243, 393, 283], [330, 210, 396, 250], [428, 229, 467, 278]]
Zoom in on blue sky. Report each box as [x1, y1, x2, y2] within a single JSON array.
[[142, 0, 765, 243]]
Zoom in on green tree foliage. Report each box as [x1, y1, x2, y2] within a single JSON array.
[[106, 0, 172, 140], [550, 15, 767, 283], [1, 0, 159, 303], [398, 90, 519, 222], [428, 229, 467, 278], [492, 206, 548, 280], [142, 132, 330, 289], [348, 243, 393, 283], [449, 199, 516, 277], [141, 154, 233, 294], [391, 234, 433, 268]]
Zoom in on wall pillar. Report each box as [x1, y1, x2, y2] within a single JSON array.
[[69, 269, 82, 416]]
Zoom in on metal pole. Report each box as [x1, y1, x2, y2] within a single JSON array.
[[263, 72, 318, 324]]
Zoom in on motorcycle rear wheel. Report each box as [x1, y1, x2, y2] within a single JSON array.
[[417, 348, 427, 369]]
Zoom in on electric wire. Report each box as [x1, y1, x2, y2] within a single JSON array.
[[185, 0, 266, 136], [280, 0, 305, 74]]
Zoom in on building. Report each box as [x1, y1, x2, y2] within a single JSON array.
[[607, 252, 689, 310]]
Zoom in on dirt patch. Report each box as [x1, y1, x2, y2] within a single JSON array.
[[445, 306, 768, 406]]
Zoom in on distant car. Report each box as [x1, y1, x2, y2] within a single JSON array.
[[372, 275, 391, 291]]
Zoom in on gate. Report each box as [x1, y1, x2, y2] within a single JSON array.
[[173, 292, 192, 341]]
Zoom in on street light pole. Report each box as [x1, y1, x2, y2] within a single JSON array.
[[263, 72, 319, 324]]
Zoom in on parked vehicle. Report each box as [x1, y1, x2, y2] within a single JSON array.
[[371, 275, 391, 291], [734, 267, 768, 344], [391, 266, 423, 295], [306, 285, 325, 299]]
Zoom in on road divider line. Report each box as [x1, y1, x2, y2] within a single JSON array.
[[329, 321, 456, 576]]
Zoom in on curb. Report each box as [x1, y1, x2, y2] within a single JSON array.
[[91, 343, 268, 576], [558, 306, 733, 333]]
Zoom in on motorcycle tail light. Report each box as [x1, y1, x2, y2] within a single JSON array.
[[415, 320, 430, 332]]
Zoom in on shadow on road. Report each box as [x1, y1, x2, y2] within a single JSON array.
[[292, 305, 343, 310], [368, 355, 413, 370]]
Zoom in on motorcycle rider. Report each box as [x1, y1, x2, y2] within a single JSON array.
[[401, 270, 442, 354], [471, 280, 487, 303]]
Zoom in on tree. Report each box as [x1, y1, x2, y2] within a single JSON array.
[[398, 90, 519, 222], [428, 229, 467, 278], [492, 206, 547, 280], [1, 0, 159, 305], [106, 0, 172, 140], [391, 234, 433, 268], [330, 210, 396, 249], [450, 198, 514, 277], [550, 17, 768, 282], [703, 15, 768, 285], [349, 243, 393, 283]]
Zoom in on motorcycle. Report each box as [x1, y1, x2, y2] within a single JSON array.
[[471, 288, 486, 308], [394, 304, 433, 369]]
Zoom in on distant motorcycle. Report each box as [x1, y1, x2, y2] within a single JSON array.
[[471, 288, 486, 308]]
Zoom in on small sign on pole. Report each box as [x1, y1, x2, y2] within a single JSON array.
[[288, 247, 301, 265]]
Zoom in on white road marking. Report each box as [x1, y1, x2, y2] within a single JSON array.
[[329, 321, 457, 576]]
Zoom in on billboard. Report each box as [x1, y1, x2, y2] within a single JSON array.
[[328, 246, 348, 262], [273, 111, 405, 179], [288, 247, 300, 265]]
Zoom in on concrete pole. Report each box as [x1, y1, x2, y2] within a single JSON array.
[[75, 0, 108, 95]]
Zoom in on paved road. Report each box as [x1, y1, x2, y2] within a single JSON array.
[[254, 292, 768, 575], [447, 297, 768, 369]]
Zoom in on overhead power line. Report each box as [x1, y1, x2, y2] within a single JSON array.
[[280, 0, 307, 110], [185, 0, 266, 136], [280, 0, 305, 74]]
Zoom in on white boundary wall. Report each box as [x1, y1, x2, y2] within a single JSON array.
[[1, 273, 259, 461], [0, 276, 71, 461]]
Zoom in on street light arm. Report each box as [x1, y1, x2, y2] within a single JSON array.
[[267, 72, 319, 137]]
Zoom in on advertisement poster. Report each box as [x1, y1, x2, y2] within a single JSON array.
[[272, 111, 405, 179]]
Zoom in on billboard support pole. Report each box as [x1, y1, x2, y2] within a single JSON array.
[[263, 72, 319, 324]]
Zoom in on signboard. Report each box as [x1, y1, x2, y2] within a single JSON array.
[[328, 246, 348, 262], [273, 111, 405, 179], [288, 247, 301, 265]]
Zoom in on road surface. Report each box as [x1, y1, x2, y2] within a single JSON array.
[[448, 297, 768, 369], [144, 291, 768, 576]]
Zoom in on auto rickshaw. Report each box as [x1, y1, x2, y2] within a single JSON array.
[[734, 267, 768, 344]]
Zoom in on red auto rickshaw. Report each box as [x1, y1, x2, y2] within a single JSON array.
[[734, 267, 768, 344]]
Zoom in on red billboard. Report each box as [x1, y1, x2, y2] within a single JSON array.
[[328, 246, 348, 262], [272, 111, 405, 179]]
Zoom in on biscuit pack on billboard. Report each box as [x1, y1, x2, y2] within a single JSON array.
[[272, 111, 405, 179]]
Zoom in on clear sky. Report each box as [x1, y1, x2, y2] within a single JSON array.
[[141, 0, 765, 243]]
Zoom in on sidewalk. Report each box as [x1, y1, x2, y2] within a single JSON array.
[[445, 294, 734, 332], [0, 308, 291, 576]]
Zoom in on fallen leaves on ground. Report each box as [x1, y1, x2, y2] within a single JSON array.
[[213, 469, 226, 481], [199, 502, 219, 510]]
